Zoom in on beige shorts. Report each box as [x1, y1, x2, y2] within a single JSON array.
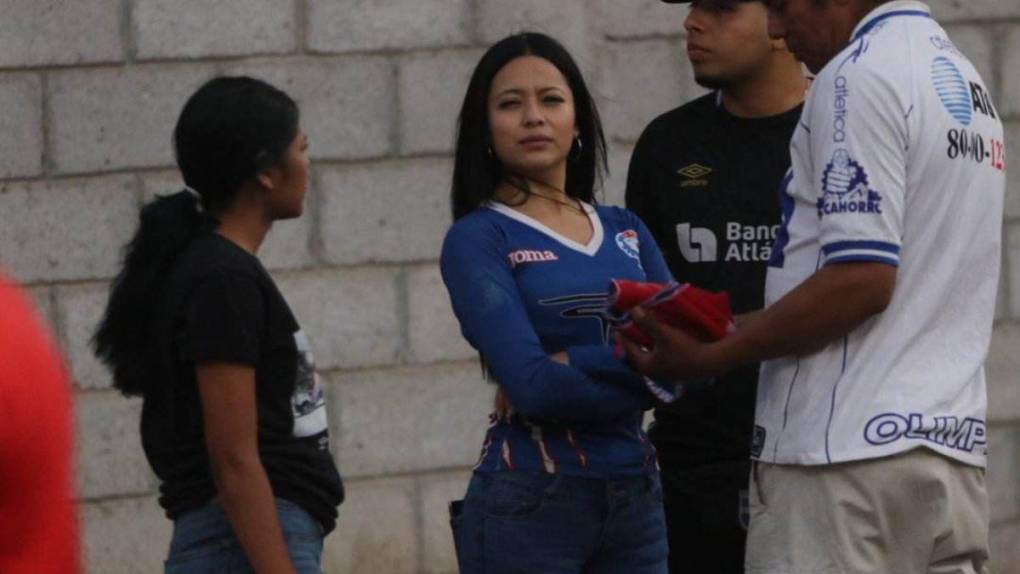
[[745, 448, 990, 574]]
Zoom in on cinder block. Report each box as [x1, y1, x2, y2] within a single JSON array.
[[1002, 27, 1020, 119], [1009, 223, 1020, 319], [420, 469, 473, 574], [987, 424, 1020, 523], [990, 519, 1020, 574], [81, 495, 172, 574], [988, 323, 1020, 421], [139, 170, 315, 271], [599, 38, 704, 143], [323, 476, 418, 574], [0, 74, 42, 178], [134, 0, 296, 60], [274, 268, 402, 370], [603, 144, 636, 208], [55, 283, 114, 390], [0, 0, 122, 68], [477, 0, 594, 71], [330, 362, 493, 477], [595, 0, 686, 39], [49, 65, 215, 174], [319, 159, 452, 265], [944, 25, 996, 94], [75, 393, 156, 500], [0, 175, 138, 283], [397, 49, 482, 155], [1005, 122, 1019, 218], [407, 264, 475, 364], [24, 285, 57, 337], [996, 265, 1010, 321], [225, 57, 395, 161], [307, 0, 471, 54], [928, 0, 1020, 22]]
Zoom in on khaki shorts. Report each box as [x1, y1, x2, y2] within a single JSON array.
[[745, 448, 990, 574]]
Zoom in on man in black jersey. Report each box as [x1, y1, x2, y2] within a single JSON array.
[[625, 0, 808, 571]]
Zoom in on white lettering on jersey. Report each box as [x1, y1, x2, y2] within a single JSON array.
[[676, 223, 717, 263]]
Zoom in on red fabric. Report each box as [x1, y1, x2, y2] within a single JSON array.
[[608, 279, 734, 348], [0, 274, 80, 573]]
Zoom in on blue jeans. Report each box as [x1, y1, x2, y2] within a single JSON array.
[[450, 472, 668, 574], [164, 498, 324, 574]]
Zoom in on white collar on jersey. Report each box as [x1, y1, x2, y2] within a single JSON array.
[[485, 200, 605, 257]]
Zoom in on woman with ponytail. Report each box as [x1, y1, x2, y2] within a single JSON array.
[[94, 76, 343, 574]]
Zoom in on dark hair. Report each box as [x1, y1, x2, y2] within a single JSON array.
[[93, 76, 299, 396], [451, 32, 608, 221]]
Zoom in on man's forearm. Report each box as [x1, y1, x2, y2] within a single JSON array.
[[714, 262, 896, 369]]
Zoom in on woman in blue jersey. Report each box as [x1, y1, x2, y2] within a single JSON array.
[[441, 32, 674, 574]]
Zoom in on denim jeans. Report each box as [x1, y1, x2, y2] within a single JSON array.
[[450, 471, 668, 574], [164, 497, 324, 574]]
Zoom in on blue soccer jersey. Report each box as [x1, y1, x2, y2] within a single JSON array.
[[441, 201, 674, 477]]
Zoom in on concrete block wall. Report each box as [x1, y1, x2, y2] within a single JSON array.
[[0, 1, 1016, 572]]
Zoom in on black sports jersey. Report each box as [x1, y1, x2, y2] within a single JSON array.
[[626, 92, 802, 468]]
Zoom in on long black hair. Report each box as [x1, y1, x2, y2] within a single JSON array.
[[93, 76, 299, 396], [451, 32, 608, 221]]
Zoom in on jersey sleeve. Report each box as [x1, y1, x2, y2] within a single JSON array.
[[440, 218, 655, 422], [625, 126, 656, 225], [809, 62, 908, 267], [181, 271, 265, 366], [631, 209, 674, 284]]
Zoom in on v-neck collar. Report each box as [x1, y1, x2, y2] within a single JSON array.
[[486, 201, 605, 257]]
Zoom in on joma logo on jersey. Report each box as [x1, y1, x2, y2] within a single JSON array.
[[508, 249, 558, 267], [864, 412, 987, 454]]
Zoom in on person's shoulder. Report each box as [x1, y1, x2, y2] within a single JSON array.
[[639, 93, 717, 140], [172, 234, 264, 291], [442, 207, 507, 256], [593, 204, 644, 230]]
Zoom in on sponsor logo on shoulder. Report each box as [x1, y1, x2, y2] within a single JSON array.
[[864, 412, 987, 455], [932, 55, 1006, 171], [677, 163, 712, 188], [615, 230, 640, 259], [818, 149, 883, 217], [508, 249, 558, 267]]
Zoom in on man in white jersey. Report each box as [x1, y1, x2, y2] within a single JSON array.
[[621, 0, 1006, 571]]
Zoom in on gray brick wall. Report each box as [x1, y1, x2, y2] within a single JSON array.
[[0, 1, 1015, 572]]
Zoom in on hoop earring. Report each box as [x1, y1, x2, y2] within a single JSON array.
[[569, 136, 583, 161]]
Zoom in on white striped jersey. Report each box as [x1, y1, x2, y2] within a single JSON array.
[[754, 1, 1005, 468]]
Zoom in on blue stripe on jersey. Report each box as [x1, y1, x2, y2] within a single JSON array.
[[821, 240, 900, 256], [852, 10, 931, 42], [768, 170, 796, 269], [825, 253, 900, 267], [824, 337, 850, 464]]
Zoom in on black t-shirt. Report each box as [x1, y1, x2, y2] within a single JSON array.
[[142, 233, 344, 532], [626, 92, 801, 469]]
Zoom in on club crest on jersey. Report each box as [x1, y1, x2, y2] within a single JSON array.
[[508, 249, 558, 267], [818, 148, 882, 217], [615, 230, 640, 259]]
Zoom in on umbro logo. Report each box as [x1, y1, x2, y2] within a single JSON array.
[[677, 163, 712, 187]]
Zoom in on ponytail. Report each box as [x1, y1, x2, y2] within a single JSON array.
[[93, 190, 210, 396]]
